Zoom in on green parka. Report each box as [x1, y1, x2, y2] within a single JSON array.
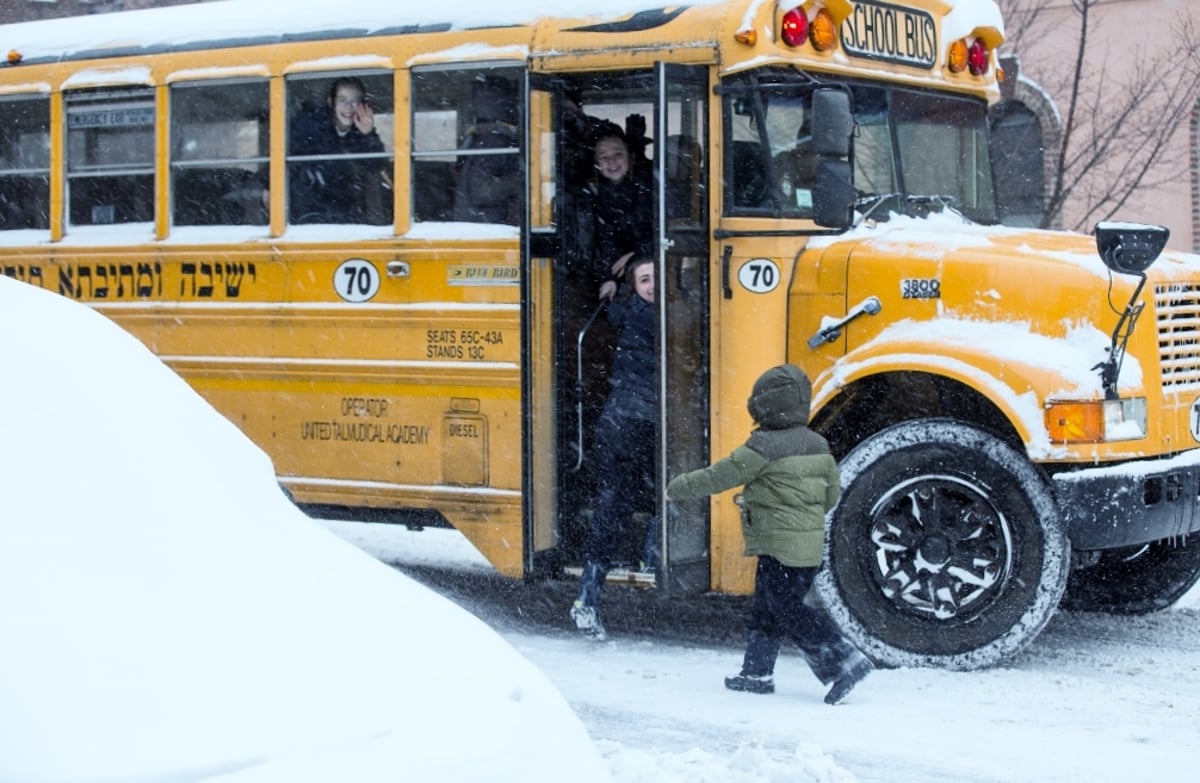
[[666, 365, 839, 568]]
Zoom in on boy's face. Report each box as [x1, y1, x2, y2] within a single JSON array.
[[330, 85, 364, 131], [632, 262, 654, 303], [594, 137, 630, 184]]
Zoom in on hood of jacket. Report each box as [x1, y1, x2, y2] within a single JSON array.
[[747, 364, 811, 430]]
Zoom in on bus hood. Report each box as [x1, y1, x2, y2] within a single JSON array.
[[804, 213, 1200, 455]]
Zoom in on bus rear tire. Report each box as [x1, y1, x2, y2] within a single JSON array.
[[1062, 538, 1200, 615], [818, 419, 1069, 670]]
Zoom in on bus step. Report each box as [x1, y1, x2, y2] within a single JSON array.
[[563, 565, 657, 588]]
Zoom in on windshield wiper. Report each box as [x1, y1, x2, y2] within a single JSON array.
[[853, 192, 972, 225]]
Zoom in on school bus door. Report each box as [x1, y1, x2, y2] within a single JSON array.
[[655, 62, 711, 596], [520, 66, 711, 593]]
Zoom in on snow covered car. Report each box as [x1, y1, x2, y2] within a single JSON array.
[[0, 276, 610, 783]]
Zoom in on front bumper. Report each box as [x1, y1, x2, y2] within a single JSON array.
[[1053, 449, 1200, 549]]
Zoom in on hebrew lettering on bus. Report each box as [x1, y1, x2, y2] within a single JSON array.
[[58, 261, 163, 300], [2, 264, 46, 289], [179, 261, 257, 298]]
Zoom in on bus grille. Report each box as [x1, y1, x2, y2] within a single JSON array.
[[1156, 283, 1200, 389]]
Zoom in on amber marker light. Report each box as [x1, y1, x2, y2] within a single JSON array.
[[947, 39, 968, 73], [735, 26, 758, 46], [1045, 402, 1105, 443], [1045, 398, 1148, 443], [810, 8, 837, 51], [7, 49, 22, 65], [780, 6, 808, 47]]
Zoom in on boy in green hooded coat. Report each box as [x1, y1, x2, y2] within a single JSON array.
[[666, 364, 872, 705]]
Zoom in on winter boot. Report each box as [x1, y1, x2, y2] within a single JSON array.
[[570, 600, 608, 641], [724, 673, 775, 694], [824, 653, 873, 705]]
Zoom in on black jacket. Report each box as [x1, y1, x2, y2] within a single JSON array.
[[602, 292, 657, 423], [288, 106, 385, 223], [578, 173, 654, 288]]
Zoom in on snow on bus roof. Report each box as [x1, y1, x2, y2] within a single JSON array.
[[1, 0, 1003, 65], [0, 0, 709, 62]]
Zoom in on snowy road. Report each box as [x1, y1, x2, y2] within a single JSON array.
[[327, 520, 1200, 783]]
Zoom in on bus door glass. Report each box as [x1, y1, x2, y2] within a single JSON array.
[[655, 63, 711, 596], [523, 75, 559, 576], [524, 70, 661, 579]]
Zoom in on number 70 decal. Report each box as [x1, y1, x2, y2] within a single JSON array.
[[738, 258, 781, 293], [334, 258, 381, 302]]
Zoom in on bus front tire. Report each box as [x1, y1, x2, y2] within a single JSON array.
[[817, 419, 1069, 671]]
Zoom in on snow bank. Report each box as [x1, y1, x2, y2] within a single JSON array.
[[0, 275, 608, 783]]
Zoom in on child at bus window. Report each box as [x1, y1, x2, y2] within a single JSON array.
[[570, 256, 659, 642], [665, 364, 874, 705], [452, 75, 521, 225], [576, 125, 655, 301], [287, 76, 386, 224]]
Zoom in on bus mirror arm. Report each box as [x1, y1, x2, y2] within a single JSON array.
[[1091, 222, 1169, 400], [807, 296, 882, 349]]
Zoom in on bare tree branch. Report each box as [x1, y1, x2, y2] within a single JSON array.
[[994, 0, 1200, 231]]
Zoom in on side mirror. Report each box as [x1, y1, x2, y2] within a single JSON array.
[[813, 159, 855, 228], [811, 89, 855, 228], [811, 89, 853, 157], [1094, 222, 1169, 275]]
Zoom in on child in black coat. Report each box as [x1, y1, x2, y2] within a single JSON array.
[[571, 257, 657, 641]]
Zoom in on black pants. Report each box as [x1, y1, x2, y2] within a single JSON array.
[[739, 556, 859, 685], [577, 412, 656, 609]]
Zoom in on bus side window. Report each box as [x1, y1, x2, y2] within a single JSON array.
[[171, 79, 269, 227], [452, 74, 521, 225], [66, 89, 155, 226], [0, 96, 50, 231], [410, 67, 522, 226], [284, 71, 395, 226]]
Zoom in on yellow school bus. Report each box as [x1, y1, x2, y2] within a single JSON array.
[[4, 0, 1200, 669]]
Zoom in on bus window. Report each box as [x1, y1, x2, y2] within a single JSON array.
[[285, 71, 394, 225], [850, 89, 898, 199], [891, 89, 997, 222], [411, 67, 522, 225], [726, 99, 771, 213], [0, 96, 50, 231], [170, 79, 269, 227], [66, 89, 155, 226]]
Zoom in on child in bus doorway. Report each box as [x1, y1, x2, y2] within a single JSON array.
[[665, 364, 874, 705], [577, 124, 655, 301], [570, 256, 659, 642]]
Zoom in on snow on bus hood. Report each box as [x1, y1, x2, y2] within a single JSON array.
[[0, 275, 609, 783], [806, 211, 1200, 278], [815, 315, 1124, 459], [806, 212, 1200, 459]]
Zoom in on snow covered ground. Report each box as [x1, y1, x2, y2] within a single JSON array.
[[327, 519, 1200, 783], [3, 260, 1198, 782]]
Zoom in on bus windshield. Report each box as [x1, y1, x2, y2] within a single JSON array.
[[725, 72, 999, 225], [856, 86, 999, 225]]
